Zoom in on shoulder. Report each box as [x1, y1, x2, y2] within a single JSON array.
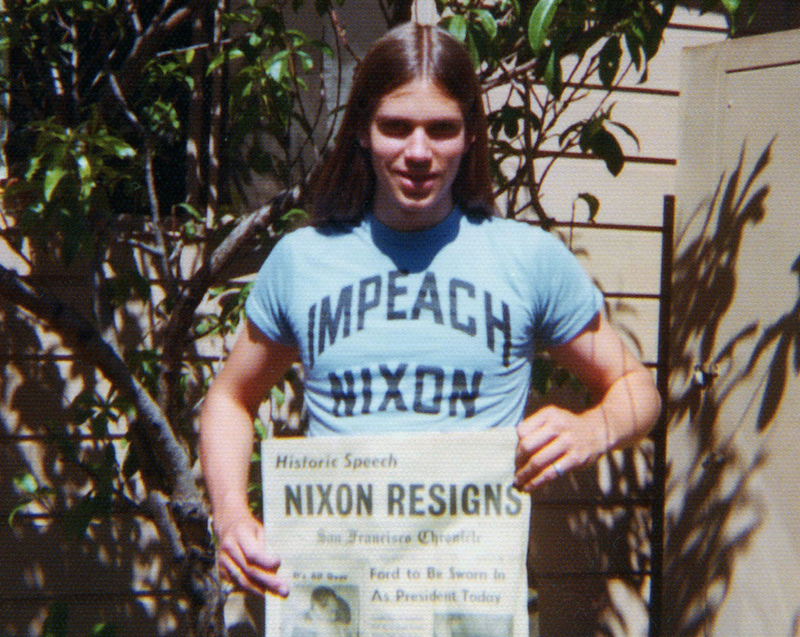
[[462, 214, 564, 254], [465, 213, 540, 234], [279, 221, 358, 244], [269, 220, 364, 256]]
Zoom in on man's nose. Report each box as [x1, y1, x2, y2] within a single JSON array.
[[405, 127, 433, 162]]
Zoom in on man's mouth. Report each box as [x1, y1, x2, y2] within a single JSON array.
[[397, 171, 437, 190]]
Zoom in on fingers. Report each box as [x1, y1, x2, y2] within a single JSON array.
[[514, 407, 571, 492], [219, 552, 289, 598], [217, 520, 290, 598], [514, 447, 567, 492]]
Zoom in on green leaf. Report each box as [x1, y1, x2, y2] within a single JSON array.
[[254, 417, 269, 440], [92, 623, 117, 637], [296, 49, 314, 73], [13, 472, 38, 495], [77, 154, 92, 188], [720, 0, 740, 14], [465, 31, 479, 67], [473, 9, 498, 40], [543, 47, 562, 98], [8, 500, 33, 526], [309, 38, 334, 57], [576, 192, 600, 221], [43, 601, 69, 637], [578, 117, 603, 153], [504, 116, 519, 139], [280, 207, 308, 224], [589, 128, 625, 176], [624, 31, 642, 71], [640, 5, 665, 59], [446, 14, 468, 43], [176, 202, 204, 221], [598, 36, 622, 89], [44, 166, 68, 202], [271, 385, 285, 407], [267, 49, 290, 81], [95, 137, 135, 160], [557, 121, 580, 147], [90, 413, 109, 438], [527, 0, 561, 55], [208, 48, 244, 74]]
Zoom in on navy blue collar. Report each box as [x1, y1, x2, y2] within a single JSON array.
[[367, 207, 462, 273]]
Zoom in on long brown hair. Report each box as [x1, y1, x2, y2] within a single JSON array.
[[311, 23, 493, 224]]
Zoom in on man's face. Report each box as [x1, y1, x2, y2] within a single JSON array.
[[362, 78, 469, 232]]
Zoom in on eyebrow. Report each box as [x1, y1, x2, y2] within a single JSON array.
[[373, 114, 464, 124]]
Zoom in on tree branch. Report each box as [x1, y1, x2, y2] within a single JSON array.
[[0, 263, 198, 502], [160, 186, 301, 417], [117, 1, 196, 97], [144, 490, 187, 561]]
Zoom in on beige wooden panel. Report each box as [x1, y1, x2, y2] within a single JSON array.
[[522, 159, 673, 227], [670, 27, 800, 637], [628, 24, 727, 91], [605, 297, 661, 365], [486, 83, 675, 158], [670, 5, 729, 30], [534, 89, 680, 160], [569, 227, 663, 291], [559, 12, 726, 94]]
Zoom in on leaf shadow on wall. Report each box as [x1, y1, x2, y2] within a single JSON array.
[[662, 137, 800, 637]]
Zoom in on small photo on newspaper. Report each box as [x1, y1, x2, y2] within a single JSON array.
[[262, 428, 531, 637]]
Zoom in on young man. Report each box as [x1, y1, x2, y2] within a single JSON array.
[[199, 23, 661, 598]]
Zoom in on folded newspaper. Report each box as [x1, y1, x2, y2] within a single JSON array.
[[261, 428, 531, 637]]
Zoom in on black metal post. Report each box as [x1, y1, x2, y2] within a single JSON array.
[[649, 194, 674, 637]]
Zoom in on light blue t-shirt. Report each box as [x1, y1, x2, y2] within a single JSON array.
[[246, 208, 603, 436]]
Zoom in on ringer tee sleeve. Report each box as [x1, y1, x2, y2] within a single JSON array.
[[532, 229, 604, 348], [245, 237, 298, 347]]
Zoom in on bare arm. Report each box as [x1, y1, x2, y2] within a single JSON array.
[[200, 319, 298, 596], [515, 312, 661, 491]]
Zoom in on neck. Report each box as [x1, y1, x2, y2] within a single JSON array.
[[372, 195, 454, 232]]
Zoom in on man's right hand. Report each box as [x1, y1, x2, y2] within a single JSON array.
[[216, 513, 290, 598]]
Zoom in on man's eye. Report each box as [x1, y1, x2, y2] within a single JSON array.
[[426, 121, 463, 139], [377, 120, 412, 137]]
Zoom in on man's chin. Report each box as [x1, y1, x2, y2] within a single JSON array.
[[397, 186, 445, 209]]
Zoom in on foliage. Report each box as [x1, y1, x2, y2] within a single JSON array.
[[0, 0, 748, 635], [41, 601, 117, 637], [435, 0, 754, 222], [434, 0, 673, 222]]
